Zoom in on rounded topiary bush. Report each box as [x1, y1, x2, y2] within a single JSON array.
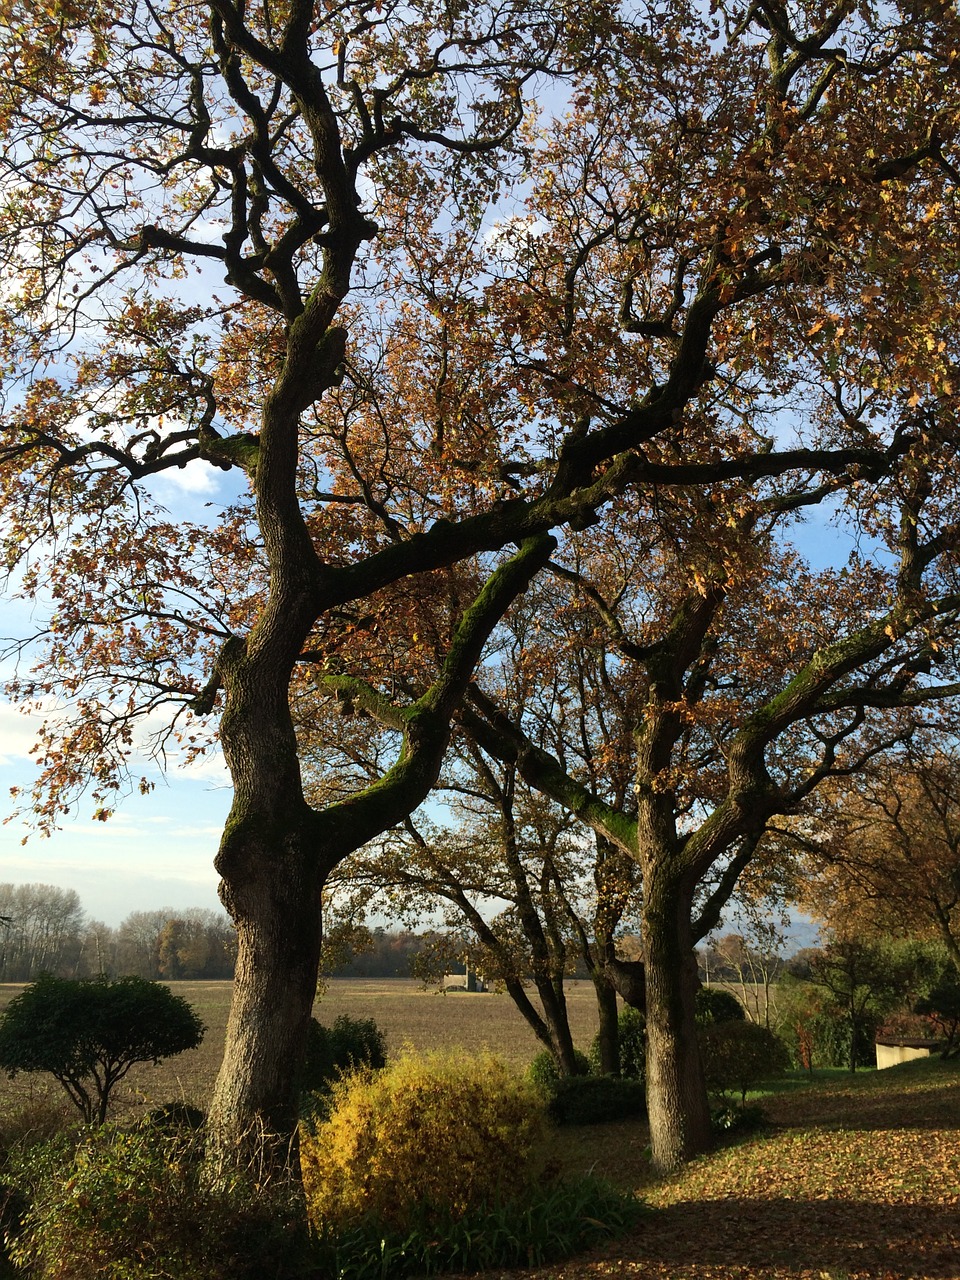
[[526, 1048, 591, 1090], [695, 987, 746, 1025], [300, 1051, 548, 1234], [700, 1019, 790, 1103]]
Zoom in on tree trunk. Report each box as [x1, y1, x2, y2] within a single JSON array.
[[643, 878, 712, 1172], [536, 976, 579, 1074], [204, 629, 327, 1172], [593, 971, 620, 1075], [603, 953, 647, 1010], [207, 819, 324, 1171]]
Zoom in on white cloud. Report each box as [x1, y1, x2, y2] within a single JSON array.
[[0, 699, 42, 764], [147, 458, 222, 497]]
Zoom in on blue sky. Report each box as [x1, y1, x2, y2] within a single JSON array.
[[1, 460, 235, 926]]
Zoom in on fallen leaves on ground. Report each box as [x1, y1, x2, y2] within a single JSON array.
[[464, 1059, 960, 1280]]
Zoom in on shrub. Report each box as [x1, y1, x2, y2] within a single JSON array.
[[301, 1013, 387, 1096], [144, 1102, 206, 1133], [310, 1175, 643, 1279], [586, 991, 741, 1084], [526, 1048, 591, 1089], [0, 975, 204, 1125], [299, 1050, 547, 1234], [710, 1103, 765, 1136], [0, 1093, 74, 1159], [615, 1006, 648, 1079], [546, 1075, 646, 1126], [700, 1020, 790, 1103], [589, 1006, 647, 1081], [696, 987, 746, 1025], [4, 1124, 310, 1280], [775, 978, 880, 1070]]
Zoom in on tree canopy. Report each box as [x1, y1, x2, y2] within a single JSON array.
[[0, 974, 205, 1124]]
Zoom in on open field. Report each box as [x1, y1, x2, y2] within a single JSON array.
[[0, 977, 602, 1121]]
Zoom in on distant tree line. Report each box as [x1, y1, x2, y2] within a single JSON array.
[[0, 884, 237, 982], [323, 926, 442, 980], [0, 885, 461, 983]]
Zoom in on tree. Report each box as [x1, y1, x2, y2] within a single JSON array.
[[915, 968, 960, 1057], [0, 884, 86, 982], [113, 911, 170, 979], [797, 746, 960, 971], [0, 974, 205, 1124], [328, 751, 639, 1076], [452, 481, 960, 1166], [706, 925, 785, 1028], [789, 939, 917, 1072], [1, 0, 959, 1173]]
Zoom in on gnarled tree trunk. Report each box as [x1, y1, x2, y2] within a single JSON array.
[[208, 825, 323, 1168], [643, 872, 712, 1172], [203, 610, 328, 1169]]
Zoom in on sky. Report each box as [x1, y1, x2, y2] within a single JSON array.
[[0, 461, 236, 926]]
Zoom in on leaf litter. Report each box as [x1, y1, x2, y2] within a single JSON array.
[[458, 1058, 960, 1280]]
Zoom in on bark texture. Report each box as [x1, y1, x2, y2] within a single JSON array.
[[642, 876, 712, 1171]]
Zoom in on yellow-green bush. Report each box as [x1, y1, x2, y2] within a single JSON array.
[[299, 1050, 548, 1234]]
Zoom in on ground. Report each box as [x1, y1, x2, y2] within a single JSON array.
[[2, 978, 958, 1279], [482, 1060, 960, 1280]]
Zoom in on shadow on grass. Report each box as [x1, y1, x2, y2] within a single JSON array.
[[625, 1196, 960, 1278]]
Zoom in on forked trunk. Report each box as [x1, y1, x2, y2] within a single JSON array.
[[643, 879, 712, 1172], [535, 975, 580, 1074]]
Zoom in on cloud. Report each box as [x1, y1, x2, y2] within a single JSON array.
[[147, 458, 223, 498], [0, 699, 42, 764]]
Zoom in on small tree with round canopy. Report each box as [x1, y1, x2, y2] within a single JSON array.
[[0, 974, 205, 1125]]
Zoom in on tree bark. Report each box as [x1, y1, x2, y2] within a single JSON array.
[[643, 876, 712, 1172], [536, 975, 580, 1073], [593, 970, 620, 1075], [203, 613, 327, 1168], [207, 825, 323, 1169]]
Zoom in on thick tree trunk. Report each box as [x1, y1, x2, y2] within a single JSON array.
[[207, 826, 323, 1170], [643, 879, 712, 1172], [204, 625, 328, 1171]]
